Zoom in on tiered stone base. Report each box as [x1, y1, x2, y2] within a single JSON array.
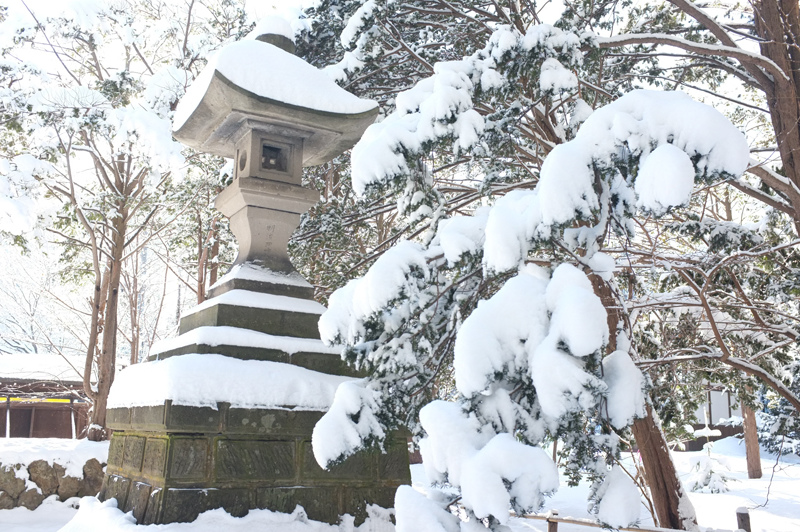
[[100, 265, 410, 524], [101, 403, 407, 524]]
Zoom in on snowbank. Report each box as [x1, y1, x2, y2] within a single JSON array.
[[59, 497, 395, 532], [0, 439, 107, 511], [3, 437, 800, 531], [0, 495, 82, 530]]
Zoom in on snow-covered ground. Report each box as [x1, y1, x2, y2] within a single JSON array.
[[0, 436, 797, 531], [516, 437, 800, 532], [0, 497, 83, 532]]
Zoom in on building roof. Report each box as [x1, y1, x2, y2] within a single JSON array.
[[0, 353, 84, 385]]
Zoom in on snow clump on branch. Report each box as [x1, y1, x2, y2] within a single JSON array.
[[483, 89, 750, 271], [349, 23, 589, 195]]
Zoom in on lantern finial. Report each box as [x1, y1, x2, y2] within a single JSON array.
[[251, 16, 296, 54]]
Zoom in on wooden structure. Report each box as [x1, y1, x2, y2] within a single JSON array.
[[1, 375, 89, 439], [684, 386, 743, 451], [522, 508, 750, 532], [0, 352, 90, 439]]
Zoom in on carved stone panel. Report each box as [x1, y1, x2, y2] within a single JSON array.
[[122, 436, 146, 473], [215, 439, 295, 480], [142, 438, 168, 478], [168, 438, 209, 480]]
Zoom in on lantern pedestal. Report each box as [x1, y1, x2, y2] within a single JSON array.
[[101, 263, 409, 525], [214, 177, 318, 272]]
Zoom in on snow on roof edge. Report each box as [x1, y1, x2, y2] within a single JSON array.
[[180, 288, 326, 319], [149, 326, 341, 357]]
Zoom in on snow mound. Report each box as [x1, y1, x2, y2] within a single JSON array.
[[395, 485, 459, 532], [635, 143, 696, 214], [545, 263, 608, 358], [311, 380, 385, 468], [539, 58, 578, 93], [432, 207, 489, 265], [602, 350, 646, 429], [454, 272, 549, 398], [60, 496, 395, 531], [107, 354, 352, 410], [417, 401, 558, 525], [460, 433, 558, 521], [595, 465, 641, 527]]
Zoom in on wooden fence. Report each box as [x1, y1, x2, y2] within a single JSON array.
[[521, 508, 752, 532]]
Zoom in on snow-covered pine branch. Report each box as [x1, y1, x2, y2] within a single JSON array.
[[313, 70, 750, 528]]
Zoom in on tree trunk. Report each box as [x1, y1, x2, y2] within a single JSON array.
[[589, 274, 697, 530], [129, 268, 139, 366], [632, 405, 698, 530], [197, 212, 206, 304], [87, 388, 109, 441], [720, 191, 761, 481], [754, 0, 800, 228], [87, 212, 127, 441], [742, 405, 763, 479], [209, 224, 220, 286], [87, 265, 120, 441]]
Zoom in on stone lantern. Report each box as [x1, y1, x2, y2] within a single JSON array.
[[172, 19, 377, 275], [100, 19, 409, 525]]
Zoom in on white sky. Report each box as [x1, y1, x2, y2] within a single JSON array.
[[246, 0, 318, 22]]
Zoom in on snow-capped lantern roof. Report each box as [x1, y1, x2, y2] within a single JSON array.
[[172, 17, 378, 172]]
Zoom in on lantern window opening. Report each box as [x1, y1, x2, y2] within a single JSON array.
[[261, 143, 287, 172]]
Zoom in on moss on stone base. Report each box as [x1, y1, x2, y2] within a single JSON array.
[[101, 409, 410, 525]]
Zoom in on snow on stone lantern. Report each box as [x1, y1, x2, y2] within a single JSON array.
[[99, 18, 409, 525], [171, 17, 377, 274]]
